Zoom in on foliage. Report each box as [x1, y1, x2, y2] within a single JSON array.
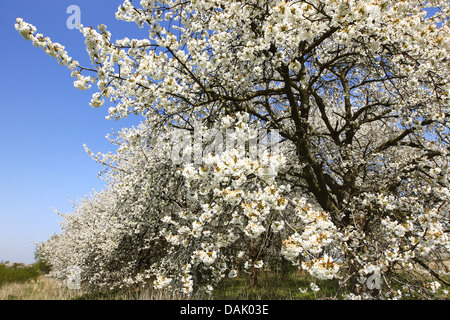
[[34, 247, 51, 275], [0, 262, 40, 286]]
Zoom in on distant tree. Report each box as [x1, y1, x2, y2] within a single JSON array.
[[34, 246, 51, 275]]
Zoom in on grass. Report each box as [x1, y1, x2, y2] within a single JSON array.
[[68, 270, 338, 300], [1, 265, 448, 300], [0, 261, 81, 300], [213, 270, 339, 300], [0, 263, 40, 287], [63, 268, 341, 300], [0, 275, 82, 300], [0, 268, 337, 300]]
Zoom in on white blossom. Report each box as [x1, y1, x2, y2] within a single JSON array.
[[21, 0, 450, 299]]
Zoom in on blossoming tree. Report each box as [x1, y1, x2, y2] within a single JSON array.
[[18, 0, 450, 299]]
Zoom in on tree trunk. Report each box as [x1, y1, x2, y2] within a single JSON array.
[[249, 265, 259, 288], [248, 240, 259, 288], [281, 257, 289, 280]]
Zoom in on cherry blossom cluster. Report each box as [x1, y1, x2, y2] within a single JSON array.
[[22, 0, 450, 299]]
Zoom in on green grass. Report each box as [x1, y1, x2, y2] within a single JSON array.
[[67, 270, 340, 300], [2, 264, 446, 300], [0, 263, 40, 287], [212, 270, 340, 300]]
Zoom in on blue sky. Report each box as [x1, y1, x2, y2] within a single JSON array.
[[1, 1, 146, 264]]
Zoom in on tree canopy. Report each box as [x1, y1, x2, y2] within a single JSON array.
[[16, 0, 450, 299]]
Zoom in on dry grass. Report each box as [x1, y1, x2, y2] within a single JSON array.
[[0, 275, 82, 300], [1, 266, 449, 300], [0, 275, 188, 300]]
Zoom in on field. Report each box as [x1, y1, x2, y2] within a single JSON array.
[[0, 263, 40, 287], [0, 260, 340, 300], [1, 262, 449, 300], [0, 269, 333, 300]]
